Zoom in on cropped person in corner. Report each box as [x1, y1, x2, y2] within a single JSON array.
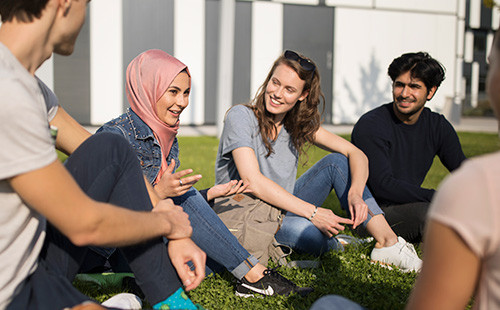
[[94, 49, 311, 298], [215, 50, 422, 273], [351, 52, 466, 243], [0, 1, 205, 309], [406, 24, 500, 310]]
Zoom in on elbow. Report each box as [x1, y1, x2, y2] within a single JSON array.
[[67, 225, 102, 247], [65, 207, 104, 247], [69, 232, 96, 247], [349, 144, 369, 165], [241, 175, 260, 193], [358, 148, 369, 165]]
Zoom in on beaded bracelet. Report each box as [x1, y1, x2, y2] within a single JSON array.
[[308, 206, 318, 221]]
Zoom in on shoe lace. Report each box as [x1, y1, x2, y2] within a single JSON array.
[[263, 268, 298, 288], [396, 239, 421, 270], [399, 240, 417, 255]]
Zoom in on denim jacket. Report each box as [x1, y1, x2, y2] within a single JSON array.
[[96, 108, 180, 184]]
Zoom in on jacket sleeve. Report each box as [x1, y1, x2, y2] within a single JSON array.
[[352, 118, 434, 204], [198, 188, 215, 207]]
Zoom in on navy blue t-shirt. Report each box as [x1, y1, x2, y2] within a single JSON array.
[[351, 103, 466, 205]]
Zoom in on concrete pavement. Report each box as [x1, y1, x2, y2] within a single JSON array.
[[175, 116, 498, 137], [85, 116, 498, 137]]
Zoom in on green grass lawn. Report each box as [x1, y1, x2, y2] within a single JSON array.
[[77, 131, 500, 309]]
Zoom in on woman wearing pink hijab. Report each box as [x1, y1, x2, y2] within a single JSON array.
[[95, 50, 311, 298]]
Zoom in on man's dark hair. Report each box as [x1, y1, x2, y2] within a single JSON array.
[[388, 52, 446, 91], [0, 0, 49, 23]]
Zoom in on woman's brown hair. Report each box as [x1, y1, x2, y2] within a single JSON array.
[[246, 51, 325, 158]]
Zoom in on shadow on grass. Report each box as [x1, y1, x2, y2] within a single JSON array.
[[188, 242, 416, 310]]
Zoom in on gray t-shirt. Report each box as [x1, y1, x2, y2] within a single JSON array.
[[36, 76, 59, 122], [215, 105, 299, 193], [0, 43, 57, 309]]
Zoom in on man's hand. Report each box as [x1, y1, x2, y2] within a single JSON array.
[[168, 239, 206, 291], [154, 160, 202, 199], [153, 199, 192, 240], [206, 180, 251, 201], [347, 193, 368, 229], [310, 207, 354, 238]]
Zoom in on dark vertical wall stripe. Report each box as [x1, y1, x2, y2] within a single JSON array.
[[283, 4, 334, 123], [54, 13, 91, 124], [122, 0, 175, 112], [233, 1, 252, 106], [205, 0, 220, 124], [480, 1, 492, 29]]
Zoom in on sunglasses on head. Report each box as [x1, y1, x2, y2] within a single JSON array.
[[284, 50, 316, 74]]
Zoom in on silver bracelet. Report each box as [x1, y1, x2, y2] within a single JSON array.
[[308, 206, 318, 221]]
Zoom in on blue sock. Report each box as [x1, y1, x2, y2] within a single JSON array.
[[153, 287, 197, 310]]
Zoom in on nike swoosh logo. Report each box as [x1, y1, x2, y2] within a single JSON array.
[[241, 284, 274, 295]]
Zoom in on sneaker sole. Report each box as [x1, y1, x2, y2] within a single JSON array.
[[370, 260, 420, 273], [370, 260, 394, 271], [235, 291, 264, 298]]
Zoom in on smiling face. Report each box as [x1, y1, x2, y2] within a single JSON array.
[[154, 71, 191, 126], [264, 63, 308, 124], [391, 71, 437, 124]]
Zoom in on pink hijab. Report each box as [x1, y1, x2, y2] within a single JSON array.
[[126, 49, 190, 183]]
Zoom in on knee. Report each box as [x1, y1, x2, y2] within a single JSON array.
[[92, 132, 130, 151], [413, 202, 430, 222], [88, 132, 135, 162], [172, 188, 206, 213], [322, 153, 349, 172], [324, 152, 348, 164]]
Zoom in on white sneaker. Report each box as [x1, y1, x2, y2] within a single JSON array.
[[370, 237, 422, 273], [101, 293, 142, 310]]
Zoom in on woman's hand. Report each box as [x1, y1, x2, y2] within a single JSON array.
[[206, 180, 251, 201], [154, 159, 202, 198], [310, 207, 354, 238], [347, 192, 368, 229]]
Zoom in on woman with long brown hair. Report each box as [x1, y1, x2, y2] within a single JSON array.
[[216, 50, 421, 272]]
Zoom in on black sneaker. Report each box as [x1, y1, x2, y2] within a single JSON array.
[[235, 268, 313, 298]]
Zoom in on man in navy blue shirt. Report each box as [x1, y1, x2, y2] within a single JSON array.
[[351, 52, 466, 243]]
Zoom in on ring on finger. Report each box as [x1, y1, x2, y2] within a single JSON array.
[[179, 179, 183, 186]]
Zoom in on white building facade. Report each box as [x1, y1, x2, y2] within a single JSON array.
[[34, 0, 496, 126]]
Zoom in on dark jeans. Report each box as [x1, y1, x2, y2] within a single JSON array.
[[8, 133, 182, 310], [84, 185, 260, 281], [380, 202, 430, 244]]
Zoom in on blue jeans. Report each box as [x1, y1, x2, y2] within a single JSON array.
[[310, 295, 367, 310], [275, 153, 383, 256], [8, 133, 182, 309], [172, 188, 259, 279]]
